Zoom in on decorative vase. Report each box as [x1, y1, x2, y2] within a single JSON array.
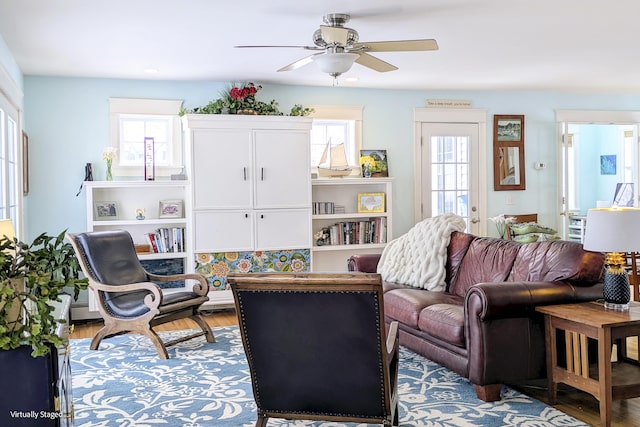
[[106, 159, 113, 181]]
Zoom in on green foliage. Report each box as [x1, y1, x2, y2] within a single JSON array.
[[179, 83, 313, 117], [0, 230, 88, 357]]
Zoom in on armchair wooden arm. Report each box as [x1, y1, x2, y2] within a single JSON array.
[[147, 272, 209, 296], [89, 281, 163, 311]]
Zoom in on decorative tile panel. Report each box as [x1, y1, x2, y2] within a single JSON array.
[[195, 249, 311, 290]]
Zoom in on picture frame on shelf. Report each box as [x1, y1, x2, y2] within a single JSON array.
[[94, 201, 118, 220], [359, 149, 389, 177], [357, 192, 385, 213], [159, 199, 183, 218]]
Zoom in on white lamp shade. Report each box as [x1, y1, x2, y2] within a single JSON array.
[[583, 207, 640, 253], [0, 219, 15, 241], [312, 52, 359, 74]]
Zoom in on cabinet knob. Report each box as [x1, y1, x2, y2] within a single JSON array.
[[260, 214, 264, 219], [243, 167, 247, 181], [261, 167, 264, 181], [245, 213, 249, 218]]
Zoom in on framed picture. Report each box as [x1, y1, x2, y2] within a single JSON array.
[[600, 155, 616, 175], [359, 149, 389, 177], [357, 192, 385, 213], [22, 131, 29, 195], [94, 201, 118, 220], [159, 199, 183, 218], [495, 115, 524, 142]]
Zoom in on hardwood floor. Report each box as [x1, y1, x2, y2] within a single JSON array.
[[70, 310, 640, 426]]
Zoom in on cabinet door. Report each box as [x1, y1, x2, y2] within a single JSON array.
[[254, 130, 310, 208], [255, 209, 311, 250], [192, 129, 253, 209], [194, 211, 253, 252]]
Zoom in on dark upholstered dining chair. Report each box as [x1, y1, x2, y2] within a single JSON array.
[[228, 272, 399, 427], [67, 230, 215, 359]]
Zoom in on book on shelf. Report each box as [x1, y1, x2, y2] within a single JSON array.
[[313, 202, 346, 215], [317, 217, 387, 246], [144, 227, 186, 253]]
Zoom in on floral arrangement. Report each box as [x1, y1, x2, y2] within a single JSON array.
[[179, 82, 314, 117], [102, 147, 117, 180], [489, 214, 515, 239]]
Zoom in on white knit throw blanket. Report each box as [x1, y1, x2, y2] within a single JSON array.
[[377, 213, 466, 290]]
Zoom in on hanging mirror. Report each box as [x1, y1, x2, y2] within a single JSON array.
[[493, 115, 525, 191]]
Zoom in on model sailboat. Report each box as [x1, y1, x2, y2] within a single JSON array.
[[317, 140, 353, 177]]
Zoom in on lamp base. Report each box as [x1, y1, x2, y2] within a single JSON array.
[[604, 301, 630, 311], [603, 268, 631, 311]]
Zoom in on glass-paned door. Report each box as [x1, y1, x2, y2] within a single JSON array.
[[420, 123, 480, 234]]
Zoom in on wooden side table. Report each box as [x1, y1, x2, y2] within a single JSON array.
[[536, 301, 640, 427]]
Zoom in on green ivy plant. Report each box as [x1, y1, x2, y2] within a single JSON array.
[[0, 230, 88, 357], [179, 82, 314, 117]]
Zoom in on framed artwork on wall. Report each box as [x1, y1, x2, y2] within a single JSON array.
[[493, 115, 526, 191]]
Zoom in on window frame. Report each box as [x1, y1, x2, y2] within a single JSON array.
[[309, 105, 363, 177], [0, 66, 23, 237], [109, 98, 183, 178]]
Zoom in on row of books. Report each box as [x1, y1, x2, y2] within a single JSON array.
[[313, 201, 345, 215], [145, 227, 186, 253], [317, 218, 387, 246]]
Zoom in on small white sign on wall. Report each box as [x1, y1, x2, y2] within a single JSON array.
[[426, 99, 472, 108]]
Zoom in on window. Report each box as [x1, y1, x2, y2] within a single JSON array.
[[309, 105, 362, 174], [109, 98, 183, 177], [0, 90, 21, 234]]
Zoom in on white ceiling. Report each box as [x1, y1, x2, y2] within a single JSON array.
[[1, 0, 639, 93]]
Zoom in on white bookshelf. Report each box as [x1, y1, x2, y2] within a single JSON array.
[[311, 177, 393, 271]]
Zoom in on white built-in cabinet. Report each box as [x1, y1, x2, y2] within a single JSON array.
[[182, 114, 313, 305]]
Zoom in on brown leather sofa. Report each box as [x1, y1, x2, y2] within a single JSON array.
[[348, 231, 605, 402]]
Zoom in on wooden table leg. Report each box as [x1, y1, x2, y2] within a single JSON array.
[[597, 327, 613, 427], [544, 315, 558, 404]]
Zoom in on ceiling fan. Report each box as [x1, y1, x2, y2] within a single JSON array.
[[235, 13, 438, 78]]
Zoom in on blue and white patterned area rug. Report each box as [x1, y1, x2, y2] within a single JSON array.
[[70, 326, 587, 427]]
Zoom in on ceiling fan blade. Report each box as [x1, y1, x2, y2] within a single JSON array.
[[277, 53, 323, 72], [320, 25, 349, 46], [352, 39, 439, 52], [355, 52, 398, 72], [235, 45, 322, 51]]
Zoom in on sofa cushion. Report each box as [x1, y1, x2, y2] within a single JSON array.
[[448, 237, 520, 298], [384, 288, 463, 329], [418, 304, 465, 347], [508, 239, 604, 284]]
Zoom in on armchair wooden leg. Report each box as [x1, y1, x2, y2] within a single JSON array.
[[255, 412, 268, 427], [140, 328, 169, 359], [90, 324, 119, 351], [190, 313, 216, 343], [474, 384, 502, 402]]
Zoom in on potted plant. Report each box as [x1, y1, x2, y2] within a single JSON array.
[[0, 230, 88, 357]]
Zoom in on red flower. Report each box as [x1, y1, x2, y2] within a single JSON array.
[[230, 87, 243, 99]]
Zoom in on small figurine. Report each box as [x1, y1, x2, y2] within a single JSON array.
[[135, 208, 146, 220]]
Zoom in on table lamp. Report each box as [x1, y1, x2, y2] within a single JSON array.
[[583, 207, 640, 310], [0, 218, 16, 243]]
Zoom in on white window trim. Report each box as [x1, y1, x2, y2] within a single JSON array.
[[109, 98, 183, 178], [309, 105, 363, 177]]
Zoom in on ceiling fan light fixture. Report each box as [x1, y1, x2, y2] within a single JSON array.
[[312, 52, 359, 76]]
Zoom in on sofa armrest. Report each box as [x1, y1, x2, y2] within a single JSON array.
[[465, 280, 604, 321], [464, 280, 603, 387], [347, 254, 381, 273]]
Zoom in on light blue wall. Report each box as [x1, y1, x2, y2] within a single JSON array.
[[22, 76, 640, 241], [0, 35, 23, 90]]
